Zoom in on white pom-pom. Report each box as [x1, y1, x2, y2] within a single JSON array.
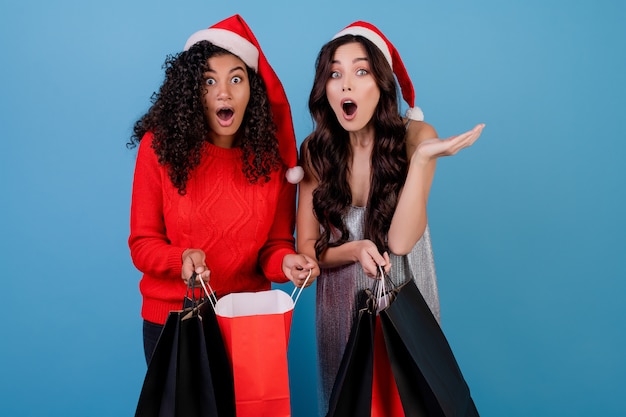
[[285, 166, 304, 184], [405, 106, 424, 121]]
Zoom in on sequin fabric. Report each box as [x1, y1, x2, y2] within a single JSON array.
[[316, 205, 440, 415]]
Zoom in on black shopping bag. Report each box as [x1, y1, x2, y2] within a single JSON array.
[[135, 309, 183, 417], [197, 300, 235, 417], [135, 278, 235, 417], [325, 294, 376, 417], [379, 279, 479, 417]]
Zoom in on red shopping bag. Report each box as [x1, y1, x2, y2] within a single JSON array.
[[215, 289, 295, 417], [372, 316, 405, 417]]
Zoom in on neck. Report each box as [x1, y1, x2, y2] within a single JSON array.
[[208, 132, 239, 149], [348, 124, 375, 149]]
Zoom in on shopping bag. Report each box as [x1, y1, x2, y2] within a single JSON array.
[[197, 300, 236, 417], [325, 298, 375, 417], [135, 277, 234, 417], [371, 316, 405, 417], [214, 279, 310, 417], [371, 271, 405, 417], [379, 278, 479, 417], [326, 270, 479, 417], [326, 273, 403, 417], [174, 310, 220, 417], [135, 307, 220, 417], [135, 309, 183, 417], [327, 267, 402, 417]]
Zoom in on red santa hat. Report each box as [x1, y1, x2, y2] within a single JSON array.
[[184, 14, 303, 184], [333, 21, 424, 122]]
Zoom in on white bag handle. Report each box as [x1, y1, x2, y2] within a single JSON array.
[[197, 276, 217, 309], [199, 269, 312, 310], [290, 268, 313, 307], [375, 265, 391, 314]]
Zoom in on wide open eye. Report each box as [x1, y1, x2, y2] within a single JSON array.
[[205, 78, 216, 86]]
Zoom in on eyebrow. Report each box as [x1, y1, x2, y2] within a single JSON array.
[[205, 66, 246, 74], [331, 57, 369, 65]]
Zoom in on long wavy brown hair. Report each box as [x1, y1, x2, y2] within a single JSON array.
[[303, 35, 408, 257], [127, 41, 281, 194]]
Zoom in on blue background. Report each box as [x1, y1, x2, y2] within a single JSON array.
[[1, 0, 624, 416]]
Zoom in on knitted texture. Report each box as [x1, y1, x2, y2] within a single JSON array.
[[129, 132, 295, 324]]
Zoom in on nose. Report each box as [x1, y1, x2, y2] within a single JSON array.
[[216, 83, 231, 100], [342, 76, 352, 92]]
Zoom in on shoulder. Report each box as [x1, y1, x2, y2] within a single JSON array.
[[137, 131, 156, 154], [404, 120, 438, 147]]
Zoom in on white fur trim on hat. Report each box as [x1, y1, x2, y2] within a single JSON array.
[[183, 28, 259, 71], [332, 26, 392, 69], [405, 106, 424, 121], [285, 166, 304, 184]]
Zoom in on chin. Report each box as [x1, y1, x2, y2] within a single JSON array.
[[339, 121, 367, 133]]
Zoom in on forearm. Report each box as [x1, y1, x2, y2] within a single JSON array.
[[387, 158, 432, 255], [317, 240, 363, 269], [296, 236, 318, 262], [129, 189, 185, 278], [297, 215, 363, 270], [129, 234, 185, 279]]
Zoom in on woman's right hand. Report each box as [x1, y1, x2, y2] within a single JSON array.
[[353, 239, 391, 278], [181, 248, 211, 285]]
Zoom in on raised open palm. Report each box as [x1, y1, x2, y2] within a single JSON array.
[[415, 123, 484, 162]]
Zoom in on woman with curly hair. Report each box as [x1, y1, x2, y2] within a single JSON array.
[[296, 21, 484, 414], [128, 15, 318, 364]]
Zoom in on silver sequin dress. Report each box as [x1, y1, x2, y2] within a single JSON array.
[[316, 205, 440, 416]]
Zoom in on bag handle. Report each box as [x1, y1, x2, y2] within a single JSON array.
[[290, 268, 313, 307], [371, 265, 396, 314], [376, 265, 386, 302], [195, 269, 311, 309], [190, 271, 218, 309]]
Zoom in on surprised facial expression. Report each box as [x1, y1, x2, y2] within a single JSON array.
[[325, 42, 381, 133], [202, 53, 251, 147]]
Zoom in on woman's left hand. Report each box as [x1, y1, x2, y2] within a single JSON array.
[[282, 253, 320, 288], [413, 123, 484, 164]]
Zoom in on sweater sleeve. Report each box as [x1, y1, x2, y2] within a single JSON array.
[[258, 174, 297, 283], [128, 133, 185, 279]]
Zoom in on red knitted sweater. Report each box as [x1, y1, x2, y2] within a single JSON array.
[[129, 133, 295, 324]]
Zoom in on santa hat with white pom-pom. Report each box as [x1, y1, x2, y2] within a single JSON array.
[[184, 14, 304, 184], [332, 21, 425, 122]]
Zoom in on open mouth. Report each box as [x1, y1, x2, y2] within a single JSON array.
[[217, 108, 234, 121], [342, 100, 357, 117]]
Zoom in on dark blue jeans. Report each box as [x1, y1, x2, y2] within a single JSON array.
[[143, 320, 164, 365]]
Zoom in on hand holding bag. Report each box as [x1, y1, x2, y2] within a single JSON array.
[[326, 267, 479, 417]]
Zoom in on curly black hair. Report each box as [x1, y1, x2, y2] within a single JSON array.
[[303, 35, 408, 257], [128, 41, 281, 194]]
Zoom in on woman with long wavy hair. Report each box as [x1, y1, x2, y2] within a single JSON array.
[[128, 15, 318, 364], [296, 21, 484, 414]]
